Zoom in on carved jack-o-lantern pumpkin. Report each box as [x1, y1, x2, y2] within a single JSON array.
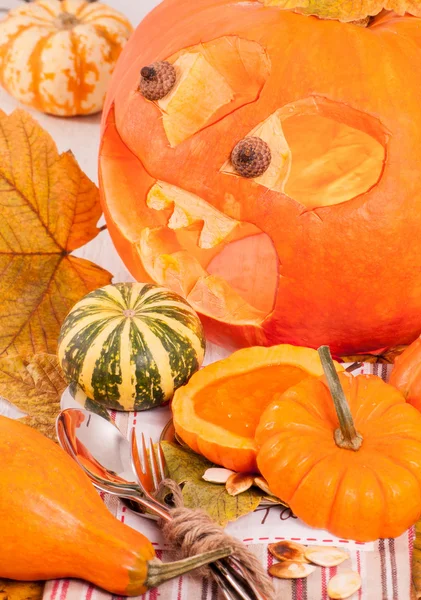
[[99, 1, 421, 355]]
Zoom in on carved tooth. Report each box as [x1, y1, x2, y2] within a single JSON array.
[[146, 183, 172, 210], [137, 228, 207, 296], [168, 205, 195, 229], [187, 274, 264, 322], [147, 182, 239, 249], [199, 217, 235, 250]]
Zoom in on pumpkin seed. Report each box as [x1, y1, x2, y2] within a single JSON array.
[[202, 468, 235, 484], [305, 546, 349, 567], [328, 570, 362, 599], [254, 476, 272, 495], [225, 473, 254, 496], [269, 561, 316, 579], [268, 541, 309, 563]]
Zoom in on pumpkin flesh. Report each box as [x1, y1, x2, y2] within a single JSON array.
[[256, 372, 421, 541], [171, 345, 343, 472], [194, 365, 307, 437]]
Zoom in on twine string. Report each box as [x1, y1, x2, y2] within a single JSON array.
[[158, 479, 275, 598]]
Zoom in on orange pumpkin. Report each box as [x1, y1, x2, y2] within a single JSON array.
[[99, 2, 421, 355], [0, 0, 132, 116], [171, 344, 343, 472], [256, 347, 421, 542], [0, 415, 228, 593], [390, 337, 421, 412]]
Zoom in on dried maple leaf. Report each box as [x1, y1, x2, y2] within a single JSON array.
[[258, 0, 421, 20], [0, 353, 67, 440], [161, 441, 262, 527], [0, 109, 112, 358]]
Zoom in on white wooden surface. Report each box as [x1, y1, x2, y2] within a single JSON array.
[[0, 0, 229, 404]]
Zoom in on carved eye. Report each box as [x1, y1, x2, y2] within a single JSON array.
[[231, 137, 272, 178], [139, 61, 176, 101]]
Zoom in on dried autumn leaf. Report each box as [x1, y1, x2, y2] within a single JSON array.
[[0, 580, 44, 600], [0, 353, 66, 440], [0, 356, 110, 439], [413, 518, 421, 598], [258, 0, 421, 21], [161, 441, 262, 526], [341, 345, 407, 364], [0, 109, 112, 358]]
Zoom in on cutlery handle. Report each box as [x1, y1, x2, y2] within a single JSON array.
[[213, 560, 260, 600], [224, 557, 268, 600], [125, 494, 256, 599], [122, 491, 173, 523], [211, 563, 249, 600]]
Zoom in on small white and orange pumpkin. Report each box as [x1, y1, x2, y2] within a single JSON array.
[[0, 0, 132, 116]]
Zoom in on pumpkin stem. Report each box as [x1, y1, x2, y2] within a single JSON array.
[[55, 12, 80, 30], [141, 66, 157, 81], [146, 546, 232, 588], [318, 346, 363, 451]]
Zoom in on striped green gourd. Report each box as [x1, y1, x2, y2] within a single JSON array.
[[58, 283, 206, 411]]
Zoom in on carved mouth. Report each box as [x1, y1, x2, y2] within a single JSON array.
[[138, 181, 279, 324]]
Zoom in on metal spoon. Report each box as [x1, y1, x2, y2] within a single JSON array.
[[56, 408, 169, 520], [56, 408, 259, 600]]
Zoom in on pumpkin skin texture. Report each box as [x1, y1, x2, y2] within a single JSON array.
[[58, 282, 205, 411], [171, 344, 343, 472], [0, 0, 132, 116], [100, 3, 421, 355], [0, 416, 155, 594], [389, 337, 421, 412], [256, 372, 421, 542]]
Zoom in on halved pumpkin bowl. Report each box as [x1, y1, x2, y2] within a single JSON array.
[[171, 344, 344, 473]]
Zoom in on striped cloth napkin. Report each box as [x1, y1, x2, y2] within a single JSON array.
[[43, 363, 414, 600]]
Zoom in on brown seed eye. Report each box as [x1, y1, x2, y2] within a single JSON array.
[[139, 61, 176, 101], [231, 137, 271, 178]]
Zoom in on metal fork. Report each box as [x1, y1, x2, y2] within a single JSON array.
[[130, 429, 270, 600]]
